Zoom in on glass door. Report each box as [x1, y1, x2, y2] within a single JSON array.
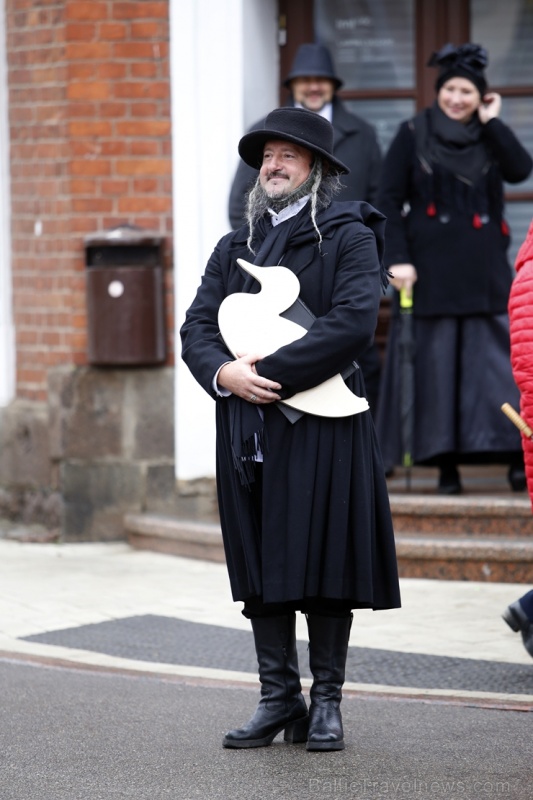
[[313, 0, 416, 151]]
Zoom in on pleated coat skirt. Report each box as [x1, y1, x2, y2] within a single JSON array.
[[376, 313, 523, 472]]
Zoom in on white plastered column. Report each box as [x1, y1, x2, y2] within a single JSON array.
[[170, 0, 278, 480]]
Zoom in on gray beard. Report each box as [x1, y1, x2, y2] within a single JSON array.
[[245, 183, 277, 225], [266, 169, 317, 212], [245, 165, 319, 228]]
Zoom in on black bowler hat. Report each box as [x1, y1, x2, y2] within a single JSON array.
[[283, 43, 343, 90], [238, 107, 349, 175]]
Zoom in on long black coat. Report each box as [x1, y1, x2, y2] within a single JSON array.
[[228, 98, 382, 229], [375, 111, 532, 469], [181, 201, 400, 610]]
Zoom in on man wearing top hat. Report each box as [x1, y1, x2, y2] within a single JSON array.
[[181, 106, 400, 752], [228, 44, 384, 414], [228, 43, 382, 228]]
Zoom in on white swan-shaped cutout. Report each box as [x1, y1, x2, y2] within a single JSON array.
[[218, 259, 368, 417]]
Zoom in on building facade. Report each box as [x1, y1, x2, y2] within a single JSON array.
[[0, 0, 531, 538]]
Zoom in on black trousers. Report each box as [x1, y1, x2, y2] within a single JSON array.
[[242, 597, 353, 619]]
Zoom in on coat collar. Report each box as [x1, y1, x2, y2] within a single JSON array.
[[228, 200, 386, 286], [227, 214, 315, 279]]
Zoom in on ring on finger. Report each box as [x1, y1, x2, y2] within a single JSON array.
[[250, 393, 258, 402]]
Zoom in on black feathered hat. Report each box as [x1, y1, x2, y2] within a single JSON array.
[[428, 42, 488, 96], [238, 107, 349, 175], [283, 43, 343, 90]]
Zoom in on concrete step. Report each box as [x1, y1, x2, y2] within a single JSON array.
[[124, 514, 224, 562], [389, 494, 533, 537], [386, 463, 522, 496], [395, 532, 533, 583], [124, 501, 533, 583]]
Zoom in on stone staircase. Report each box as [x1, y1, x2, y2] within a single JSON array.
[[388, 465, 533, 582], [391, 494, 533, 582], [124, 465, 533, 583], [125, 515, 225, 563]]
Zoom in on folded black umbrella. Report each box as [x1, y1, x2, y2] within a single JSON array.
[[399, 288, 415, 490]]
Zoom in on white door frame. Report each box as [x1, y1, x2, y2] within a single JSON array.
[[170, 0, 278, 480]]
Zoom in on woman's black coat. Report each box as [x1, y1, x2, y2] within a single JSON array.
[[379, 116, 533, 317], [181, 201, 400, 610], [375, 111, 532, 471]]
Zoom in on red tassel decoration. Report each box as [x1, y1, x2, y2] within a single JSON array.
[[501, 219, 510, 236], [426, 202, 437, 217], [472, 213, 483, 229]]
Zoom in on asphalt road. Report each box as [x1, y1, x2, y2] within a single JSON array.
[[1, 659, 530, 800]]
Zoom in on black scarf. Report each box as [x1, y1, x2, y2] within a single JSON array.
[[426, 102, 490, 184], [227, 209, 309, 487]]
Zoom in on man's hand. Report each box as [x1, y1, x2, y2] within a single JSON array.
[[389, 263, 418, 297], [218, 354, 282, 404]]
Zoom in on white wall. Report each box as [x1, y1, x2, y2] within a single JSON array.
[[242, 1, 280, 129], [170, 0, 278, 480], [0, 0, 14, 408]]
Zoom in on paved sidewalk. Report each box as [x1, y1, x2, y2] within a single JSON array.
[[0, 540, 532, 707]]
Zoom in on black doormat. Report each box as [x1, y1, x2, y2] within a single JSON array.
[[22, 614, 533, 696]]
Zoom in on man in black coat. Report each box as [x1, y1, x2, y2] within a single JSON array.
[[228, 44, 384, 412], [181, 107, 399, 753]]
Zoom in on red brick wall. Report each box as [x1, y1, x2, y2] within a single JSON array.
[[7, 0, 174, 402]]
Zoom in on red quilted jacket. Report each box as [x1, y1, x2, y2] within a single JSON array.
[[509, 220, 533, 507]]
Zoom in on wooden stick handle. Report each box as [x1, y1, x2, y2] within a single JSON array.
[[501, 403, 533, 439]]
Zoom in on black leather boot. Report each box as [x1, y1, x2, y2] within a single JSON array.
[[223, 614, 309, 748], [438, 464, 462, 495], [306, 613, 353, 752]]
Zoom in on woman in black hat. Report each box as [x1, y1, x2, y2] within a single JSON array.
[[375, 43, 533, 494], [181, 107, 400, 752]]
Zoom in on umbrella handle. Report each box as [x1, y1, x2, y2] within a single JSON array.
[[501, 402, 533, 439], [400, 288, 413, 310]]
